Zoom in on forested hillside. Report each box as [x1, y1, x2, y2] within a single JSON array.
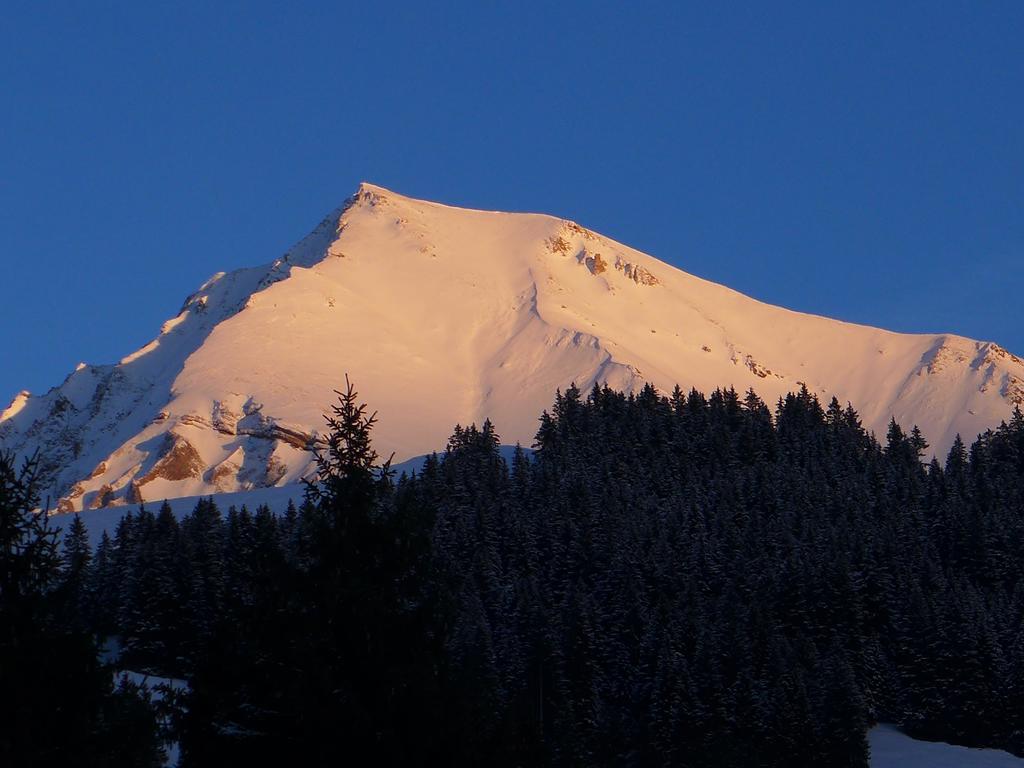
[[5, 380, 1024, 766]]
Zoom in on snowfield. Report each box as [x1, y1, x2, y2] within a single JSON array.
[[46, 448, 515, 546], [4, 183, 1024, 512], [870, 725, 1024, 767]]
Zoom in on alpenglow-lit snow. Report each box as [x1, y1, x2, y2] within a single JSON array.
[[3, 183, 1023, 512]]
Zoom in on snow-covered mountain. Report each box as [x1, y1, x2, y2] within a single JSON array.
[[4, 183, 1023, 512]]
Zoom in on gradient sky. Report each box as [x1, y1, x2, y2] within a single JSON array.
[[2, 1, 1022, 406]]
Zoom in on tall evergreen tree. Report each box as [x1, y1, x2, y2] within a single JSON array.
[[0, 451, 161, 766]]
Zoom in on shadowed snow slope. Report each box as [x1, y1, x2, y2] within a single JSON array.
[[4, 183, 1023, 511], [869, 725, 1024, 767]]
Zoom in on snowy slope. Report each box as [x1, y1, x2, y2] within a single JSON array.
[[46, 450, 461, 547], [869, 725, 1024, 767], [4, 183, 1023, 512]]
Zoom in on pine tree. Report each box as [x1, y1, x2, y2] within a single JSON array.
[[89, 529, 117, 633], [60, 512, 92, 629], [78, 379, 1024, 763], [0, 450, 161, 765]]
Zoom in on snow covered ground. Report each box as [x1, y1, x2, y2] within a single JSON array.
[[47, 446, 526, 544], [870, 725, 1024, 767], [47, 456, 413, 545], [118, 671, 188, 768], [51, 483, 305, 546]]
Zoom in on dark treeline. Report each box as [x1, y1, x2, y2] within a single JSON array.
[[1, 452, 164, 767], [7, 381, 1024, 766]]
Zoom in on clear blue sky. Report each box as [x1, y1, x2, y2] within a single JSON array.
[[2, 1, 1022, 405]]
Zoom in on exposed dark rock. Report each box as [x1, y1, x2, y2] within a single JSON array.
[[1003, 374, 1024, 407], [236, 406, 313, 450], [179, 413, 211, 429], [136, 433, 205, 486], [563, 220, 597, 240], [89, 485, 116, 510], [269, 425, 313, 450], [125, 481, 143, 505], [614, 257, 659, 285], [744, 355, 775, 379], [212, 401, 239, 435], [585, 252, 608, 275], [207, 460, 240, 493], [265, 453, 288, 486], [546, 236, 571, 254]]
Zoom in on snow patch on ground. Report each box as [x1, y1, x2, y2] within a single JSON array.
[[47, 447, 522, 544], [118, 671, 188, 767], [870, 725, 1024, 767]]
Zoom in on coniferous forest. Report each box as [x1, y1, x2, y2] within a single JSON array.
[[4, 380, 1024, 766]]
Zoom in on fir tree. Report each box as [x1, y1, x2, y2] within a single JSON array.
[[0, 451, 160, 765]]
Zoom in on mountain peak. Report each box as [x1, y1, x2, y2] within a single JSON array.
[[4, 188, 1024, 511], [1, 390, 30, 423], [349, 181, 436, 213], [353, 180, 395, 204]]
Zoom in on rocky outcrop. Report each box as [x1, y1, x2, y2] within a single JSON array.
[[207, 456, 242, 493], [89, 485, 116, 510], [136, 433, 205, 487], [614, 256, 659, 286], [56, 483, 86, 514], [179, 413, 211, 429], [1002, 374, 1024, 407], [212, 400, 240, 435], [235, 401, 313, 450], [265, 454, 288, 486], [125, 481, 143, 505], [546, 235, 571, 254], [922, 339, 971, 375], [744, 355, 776, 379], [562, 220, 598, 241], [585, 252, 608, 275], [985, 343, 1024, 367], [268, 425, 313, 450]]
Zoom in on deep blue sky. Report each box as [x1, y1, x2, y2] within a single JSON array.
[[2, 2, 1022, 405]]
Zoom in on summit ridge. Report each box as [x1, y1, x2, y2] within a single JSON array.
[[3, 184, 1022, 511]]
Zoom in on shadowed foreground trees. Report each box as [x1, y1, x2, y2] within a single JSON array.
[[0, 451, 161, 767], [24, 382, 1024, 765]]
